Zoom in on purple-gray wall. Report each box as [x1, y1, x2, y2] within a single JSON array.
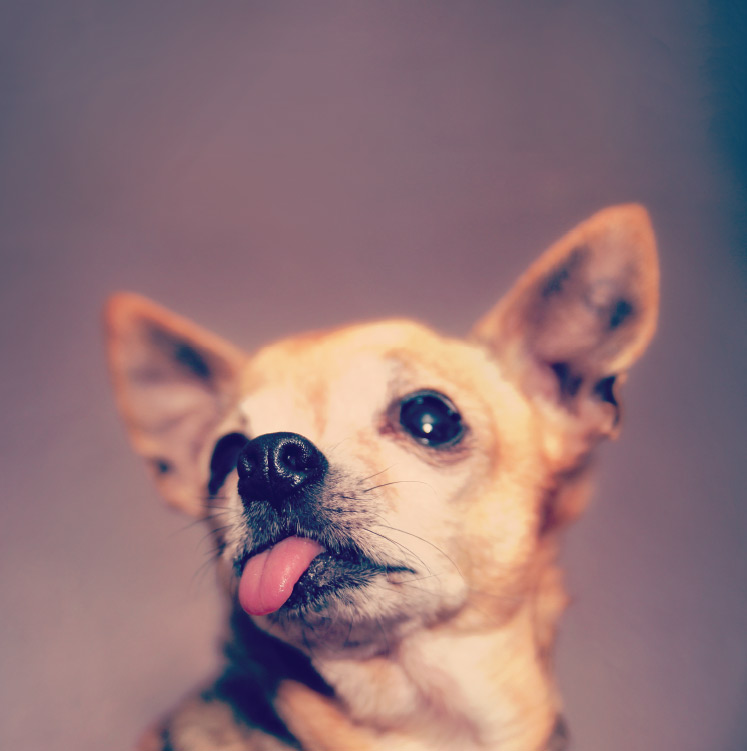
[[1, 2, 745, 750]]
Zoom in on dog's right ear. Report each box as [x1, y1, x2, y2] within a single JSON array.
[[105, 294, 246, 516]]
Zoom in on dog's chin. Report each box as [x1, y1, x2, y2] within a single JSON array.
[[231, 539, 469, 655], [276, 550, 388, 617]]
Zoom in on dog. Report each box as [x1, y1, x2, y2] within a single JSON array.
[[105, 204, 659, 751]]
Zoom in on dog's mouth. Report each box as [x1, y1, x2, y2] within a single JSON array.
[[236, 536, 409, 618], [238, 536, 325, 616]]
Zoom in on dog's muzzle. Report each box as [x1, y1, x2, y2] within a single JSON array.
[[234, 432, 329, 616], [236, 432, 328, 507]]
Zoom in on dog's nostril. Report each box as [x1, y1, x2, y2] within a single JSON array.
[[274, 437, 324, 486], [281, 444, 304, 471]]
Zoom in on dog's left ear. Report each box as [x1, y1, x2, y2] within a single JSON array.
[[105, 294, 246, 516], [472, 204, 659, 464]]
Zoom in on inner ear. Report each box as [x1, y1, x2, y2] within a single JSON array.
[[524, 241, 647, 378], [155, 331, 214, 379], [105, 293, 247, 515], [471, 204, 658, 443]]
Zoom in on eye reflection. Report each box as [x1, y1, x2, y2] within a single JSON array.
[[398, 390, 464, 448]]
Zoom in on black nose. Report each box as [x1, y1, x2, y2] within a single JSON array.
[[236, 432, 327, 506]]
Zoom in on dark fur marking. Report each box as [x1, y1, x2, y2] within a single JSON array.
[[549, 361, 583, 399], [208, 433, 250, 496], [174, 343, 212, 379], [159, 726, 174, 751], [594, 375, 621, 428], [541, 246, 586, 298], [207, 608, 334, 748], [209, 671, 298, 748], [538, 485, 560, 537], [148, 326, 213, 380], [594, 375, 618, 407], [154, 459, 171, 475], [609, 298, 634, 329], [547, 715, 569, 750]]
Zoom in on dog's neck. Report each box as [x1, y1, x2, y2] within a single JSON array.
[[306, 599, 561, 751]]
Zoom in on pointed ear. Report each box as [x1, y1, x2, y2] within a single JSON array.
[[472, 204, 659, 463], [105, 293, 247, 516]]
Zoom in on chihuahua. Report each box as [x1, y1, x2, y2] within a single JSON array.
[[106, 205, 659, 751]]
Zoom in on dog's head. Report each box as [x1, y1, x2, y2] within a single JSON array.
[[106, 205, 658, 655]]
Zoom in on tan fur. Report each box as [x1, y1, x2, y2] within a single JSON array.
[[107, 205, 659, 751]]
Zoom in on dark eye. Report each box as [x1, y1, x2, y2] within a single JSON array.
[[208, 432, 249, 496], [398, 390, 464, 447]]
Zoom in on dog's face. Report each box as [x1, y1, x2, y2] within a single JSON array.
[[209, 322, 544, 648], [106, 205, 658, 656]]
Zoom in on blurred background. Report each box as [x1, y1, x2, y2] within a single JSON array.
[[1, 1, 745, 749]]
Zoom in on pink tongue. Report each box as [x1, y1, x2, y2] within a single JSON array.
[[238, 536, 325, 616]]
